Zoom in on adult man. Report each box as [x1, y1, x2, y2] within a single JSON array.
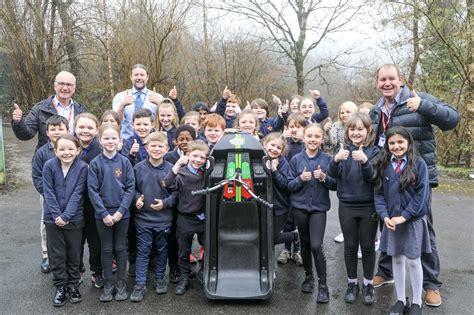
[[11, 71, 87, 150], [112, 64, 163, 140], [370, 64, 460, 307]]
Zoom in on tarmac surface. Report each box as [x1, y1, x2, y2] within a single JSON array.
[[1, 124, 473, 314]]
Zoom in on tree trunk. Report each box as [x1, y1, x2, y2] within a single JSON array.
[[56, 0, 80, 84]]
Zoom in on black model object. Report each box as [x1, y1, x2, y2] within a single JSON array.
[[192, 132, 274, 300]]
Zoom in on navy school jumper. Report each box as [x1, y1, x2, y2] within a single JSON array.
[[79, 137, 102, 164], [164, 147, 181, 165], [42, 157, 88, 224], [88, 153, 135, 220], [286, 138, 304, 162], [121, 133, 148, 166], [32, 141, 56, 195], [270, 155, 291, 216]]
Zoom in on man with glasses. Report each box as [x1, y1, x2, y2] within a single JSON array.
[[11, 70, 87, 150]]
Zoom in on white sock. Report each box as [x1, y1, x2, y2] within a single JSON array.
[[407, 257, 423, 306], [348, 278, 358, 284], [392, 255, 407, 304], [363, 278, 373, 286]]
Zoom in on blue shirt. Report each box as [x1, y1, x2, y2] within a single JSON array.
[[391, 155, 407, 172]]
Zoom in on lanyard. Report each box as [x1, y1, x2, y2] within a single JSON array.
[[52, 97, 74, 124], [382, 112, 390, 133]]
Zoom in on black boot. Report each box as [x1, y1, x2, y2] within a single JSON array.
[[316, 283, 330, 303], [175, 278, 190, 295]]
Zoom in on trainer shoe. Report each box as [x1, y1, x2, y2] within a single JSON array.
[[373, 275, 394, 288], [389, 298, 410, 314], [425, 289, 442, 307], [277, 249, 291, 264], [155, 278, 168, 294], [334, 233, 344, 243], [130, 285, 147, 302], [99, 284, 114, 302], [301, 274, 315, 293], [175, 278, 190, 295], [344, 282, 359, 304], [361, 283, 375, 305], [316, 283, 330, 303], [292, 252, 304, 266], [41, 258, 51, 273], [91, 273, 105, 288], [408, 303, 422, 314], [115, 280, 128, 301]]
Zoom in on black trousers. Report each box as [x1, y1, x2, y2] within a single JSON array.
[[127, 208, 138, 264], [46, 221, 84, 288], [339, 206, 378, 280], [274, 213, 296, 245], [80, 199, 102, 274], [176, 214, 205, 279], [293, 209, 327, 283], [168, 210, 179, 270], [96, 218, 129, 284]]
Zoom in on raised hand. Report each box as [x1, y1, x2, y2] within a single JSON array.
[[12, 103, 22, 123], [244, 101, 251, 110], [149, 87, 163, 105], [136, 194, 145, 209], [313, 165, 326, 182], [222, 86, 232, 99], [281, 99, 289, 114], [130, 139, 139, 156], [309, 89, 320, 100], [300, 166, 312, 182], [335, 143, 349, 162], [169, 85, 177, 100], [324, 117, 333, 132], [121, 90, 134, 107], [351, 145, 368, 163], [407, 90, 421, 112], [272, 94, 282, 106]]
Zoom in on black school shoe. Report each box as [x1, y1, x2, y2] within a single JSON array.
[[53, 286, 67, 307], [67, 287, 82, 303], [175, 278, 190, 295], [316, 283, 330, 303], [408, 304, 422, 315], [344, 282, 359, 303], [41, 258, 51, 273], [301, 274, 315, 293], [361, 283, 375, 305], [390, 298, 410, 314]]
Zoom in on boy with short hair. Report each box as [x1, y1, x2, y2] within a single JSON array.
[[32, 115, 69, 273], [129, 132, 178, 302], [215, 86, 241, 128], [164, 140, 209, 295], [203, 113, 225, 150], [121, 108, 154, 166]]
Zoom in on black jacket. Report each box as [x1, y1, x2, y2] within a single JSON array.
[[370, 85, 459, 187], [11, 96, 87, 150]]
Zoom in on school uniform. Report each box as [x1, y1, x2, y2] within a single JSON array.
[[286, 138, 304, 162], [215, 97, 237, 128], [164, 147, 182, 165], [78, 137, 103, 276], [260, 116, 285, 136], [133, 159, 178, 285], [164, 165, 206, 280], [156, 126, 177, 151], [287, 150, 336, 283], [375, 157, 432, 259], [43, 157, 88, 289], [121, 133, 148, 166], [306, 97, 329, 124], [327, 144, 380, 280], [88, 153, 135, 285]]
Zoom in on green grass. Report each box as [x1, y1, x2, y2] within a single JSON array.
[[437, 165, 474, 179]]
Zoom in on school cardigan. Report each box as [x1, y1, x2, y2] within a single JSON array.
[[287, 150, 336, 212], [374, 157, 430, 222], [260, 116, 285, 136], [79, 137, 102, 164], [164, 166, 206, 215], [271, 156, 291, 216], [328, 144, 380, 207], [121, 132, 148, 166], [42, 157, 88, 224], [32, 141, 56, 194], [133, 159, 177, 229], [286, 138, 304, 161], [88, 153, 135, 219]]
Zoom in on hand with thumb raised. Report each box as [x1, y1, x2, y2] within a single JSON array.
[[300, 166, 312, 182], [244, 101, 251, 110], [12, 103, 22, 123], [313, 164, 326, 181], [352, 144, 368, 163], [130, 138, 139, 156], [407, 89, 421, 112], [335, 143, 349, 162], [169, 86, 177, 100], [136, 194, 145, 209]]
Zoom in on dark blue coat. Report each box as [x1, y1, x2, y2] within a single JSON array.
[[270, 156, 290, 216], [121, 133, 148, 166], [328, 144, 379, 207], [134, 159, 177, 229], [370, 85, 459, 187], [32, 141, 56, 194], [88, 153, 135, 219], [374, 157, 430, 221], [288, 150, 336, 212], [42, 157, 88, 224]]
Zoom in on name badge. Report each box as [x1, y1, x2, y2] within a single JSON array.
[[378, 134, 386, 148]]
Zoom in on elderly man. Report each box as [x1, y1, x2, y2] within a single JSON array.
[[370, 64, 459, 308], [11, 71, 87, 150]]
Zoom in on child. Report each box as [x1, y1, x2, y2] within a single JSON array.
[[203, 113, 225, 150], [165, 125, 196, 165], [164, 140, 209, 295], [75, 113, 102, 164], [32, 115, 69, 274], [327, 113, 380, 305], [250, 98, 285, 136], [191, 102, 210, 128], [181, 111, 206, 141], [101, 110, 121, 127], [88, 124, 135, 302], [129, 132, 178, 302], [277, 112, 306, 265], [121, 108, 154, 166], [232, 110, 260, 139], [287, 124, 336, 303], [358, 102, 374, 116], [299, 89, 329, 124], [262, 133, 299, 251], [289, 95, 303, 113], [373, 127, 431, 315], [155, 98, 180, 150], [215, 86, 241, 128], [42, 134, 88, 306]]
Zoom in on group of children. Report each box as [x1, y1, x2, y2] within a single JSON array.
[[35, 86, 430, 314]]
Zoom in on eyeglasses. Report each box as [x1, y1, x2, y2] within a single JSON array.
[[55, 81, 75, 88]]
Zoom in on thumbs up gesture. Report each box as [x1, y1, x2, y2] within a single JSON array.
[[308, 89, 320, 100], [222, 86, 232, 99], [313, 165, 326, 182], [169, 86, 177, 100], [324, 117, 333, 132], [150, 199, 164, 211], [300, 166, 312, 182], [136, 194, 145, 209], [121, 90, 134, 107], [335, 143, 349, 162], [149, 87, 163, 105], [12, 103, 22, 123], [281, 99, 289, 114], [272, 94, 282, 106], [244, 101, 251, 110], [407, 89, 421, 112], [130, 139, 139, 156], [351, 145, 368, 163]]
